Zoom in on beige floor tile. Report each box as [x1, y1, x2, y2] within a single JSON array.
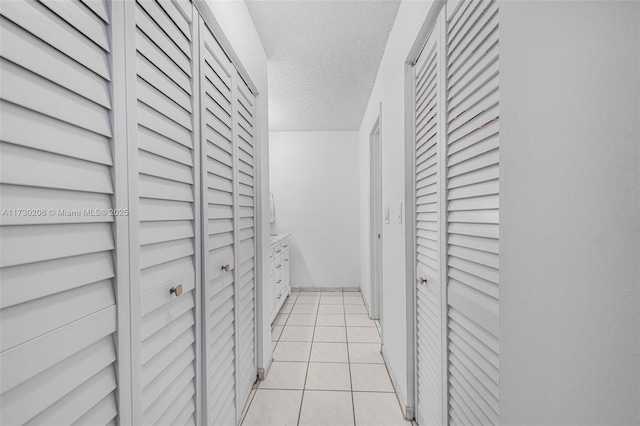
[[274, 313, 289, 326], [313, 326, 347, 342], [300, 291, 322, 296], [259, 361, 308, 390], [287, 313, 317, 326], [344, 304, 368, 314], [316, 313, 346, 326], [310, 342, 349, 363], [319, 297, 344, 305], [346, 314, 376, 327], [348, 343, 384, 364], [353, 392, 410, 426], [273, 341, 312, 362], [299, 391, 354, 426], [279, 303, 293, 314], [350, 364, 394, 392], [305, 363, 351, 391], [297, 296, 321, 304], [347, 327, 381, 343], [280, 325, 315, 342], [271, 325, 284, 342], [242, 389, 302, 426], [344, 296, 365, 305], [320, 291, 343, 297], [318, 304, 345, 314], [292, 303, 319, 314]]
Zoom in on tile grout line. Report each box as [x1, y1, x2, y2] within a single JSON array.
[[243, 291, 297, 425], [296, 290, 321, 426], [343, 288, 358, 426]]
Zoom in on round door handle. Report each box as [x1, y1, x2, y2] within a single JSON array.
[[170, 284, 183, 297], [221, 264, 230, 272], [419, 277, 427, 285]]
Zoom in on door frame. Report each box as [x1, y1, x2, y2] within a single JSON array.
[[403, 1, 447, 422], [369, 106, 383, 321]]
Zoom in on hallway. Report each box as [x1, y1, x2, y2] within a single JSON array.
[[242, 290, 409, 426]]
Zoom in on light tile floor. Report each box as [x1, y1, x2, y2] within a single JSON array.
[[242, 290, 411, 426]]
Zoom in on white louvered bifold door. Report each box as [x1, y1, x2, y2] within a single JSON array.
[[0, 0, 121, 424], [235, 75, 257, 415], [127, 1, 200, 424], [414, 19, 444, 426], [445, 0, 500, 424], [200, 19, 238, 426]]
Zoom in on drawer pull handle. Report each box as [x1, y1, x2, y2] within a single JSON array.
[[170, 284, 183, 297], [276, 265, 282, 269], [276, 249, 282, 253], [277, 279, 282, 284], [222, 264, 230, 272], [419, 277, 427, 285], [283, 244, 288, 248]]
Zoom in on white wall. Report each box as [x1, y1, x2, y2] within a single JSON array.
[[499, 1, 640, 424], [200, 0, 273, 375], [270, 131, 361, 289], [358, 0, 435, 412]]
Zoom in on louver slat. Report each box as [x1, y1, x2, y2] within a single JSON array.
[[0, 1, 118, 424], [132, 1, 197, 424], [446, 1, 500, 424]]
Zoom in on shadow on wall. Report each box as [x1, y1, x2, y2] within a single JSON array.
[[288, 241, 315, 288]]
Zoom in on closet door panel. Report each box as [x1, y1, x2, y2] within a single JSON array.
[[445, 1, 500, 425], [235, 76, 257, 411], [0, 1, 119, 424], [413, 23, 444, 426], [129, 1, 198, 424], [200, 20, 238, 426]]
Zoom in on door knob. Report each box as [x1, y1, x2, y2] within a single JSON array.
[[419, 277, 427, 285], [221, 264, 230, 272], [170, 284, 183, 297]]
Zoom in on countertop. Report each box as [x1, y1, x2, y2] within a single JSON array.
[[270, 233, 291, 246]]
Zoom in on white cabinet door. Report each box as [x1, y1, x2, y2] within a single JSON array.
[[235, 75, 258, 415], [0, 0, 120, 424], [200, 17, 238, 426], [414, 18, 444, 426], [126, 1, 200, 424], [445, 1, 500, 424]]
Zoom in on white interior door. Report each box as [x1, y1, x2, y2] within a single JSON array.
[[234, 74, 258, 416], [0, 0, 122, 423], [414, 18, 444, 426], [445, 0, 500, 424], [127, 1, 200, 424], [200, 18, 238, 426]]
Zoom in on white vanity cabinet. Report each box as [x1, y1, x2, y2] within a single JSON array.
[[270, 234, 291, 322]]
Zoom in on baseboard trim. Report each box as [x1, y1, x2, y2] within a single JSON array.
[[291, 286, 361, 292]]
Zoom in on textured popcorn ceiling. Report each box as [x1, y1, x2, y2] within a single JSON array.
[[246, 0, 400, 131]]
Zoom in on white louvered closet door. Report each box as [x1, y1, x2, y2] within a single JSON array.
[[200, 19, 238, 426], [128, 1, 200, 424], [414, 18, 444, 426], [445, 0, 500, 424], [235, 75, 258, 416], [0, 0, 121, 424]]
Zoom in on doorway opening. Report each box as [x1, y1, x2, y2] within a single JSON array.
[[369, 110, 383, 322]]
